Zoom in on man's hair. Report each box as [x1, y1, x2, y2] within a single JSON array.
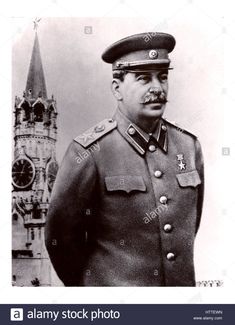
[[112, 70, 127, 81]]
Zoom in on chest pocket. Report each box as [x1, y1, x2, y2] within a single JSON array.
[[105, 175, 146, 194], [176, 170, 201, 188]]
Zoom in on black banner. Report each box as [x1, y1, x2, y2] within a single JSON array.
[[1, 304, 234, 324]]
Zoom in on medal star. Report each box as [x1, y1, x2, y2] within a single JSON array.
[[77, 132, 94, 144], [178, 161, 186, 170]]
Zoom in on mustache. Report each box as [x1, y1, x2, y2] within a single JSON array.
[[141, 92, 167, 104]]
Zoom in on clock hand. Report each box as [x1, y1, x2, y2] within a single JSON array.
[[21, 163, 27, 173]]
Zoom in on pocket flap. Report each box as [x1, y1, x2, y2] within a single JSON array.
[[105, 176, 146, 193], [176, 170, 201, 188]]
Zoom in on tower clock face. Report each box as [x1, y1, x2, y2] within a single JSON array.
[[47, 161, 59, 191], [12, 157, 35, 189]]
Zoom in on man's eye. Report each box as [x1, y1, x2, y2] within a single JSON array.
[[136, 75, 151, 82], [159, 74, 168, 82]]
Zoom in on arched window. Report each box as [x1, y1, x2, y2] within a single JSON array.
[[44, 105, 54, 126], [21, 101, 31, 121], [15, 108, 21, 125], [33, 102, 45, 122], [12, 213, 18, 221]]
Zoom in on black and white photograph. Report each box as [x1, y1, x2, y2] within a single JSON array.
[[1, 1, 232, 314], [12, 15, 227, 288]]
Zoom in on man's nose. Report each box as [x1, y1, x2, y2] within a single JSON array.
[[149, 87, 162, 96], [149, 77, 163, 93]]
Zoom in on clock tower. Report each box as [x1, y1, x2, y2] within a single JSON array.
[[12, 28, 59, 286]]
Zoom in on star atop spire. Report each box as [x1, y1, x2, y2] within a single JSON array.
[[25, 21, 47, 99], [33, 18, 41, 32]]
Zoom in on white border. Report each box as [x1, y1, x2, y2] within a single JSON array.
[[0, 0, 235, 304]]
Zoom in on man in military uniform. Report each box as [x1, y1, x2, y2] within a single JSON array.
[[45, 32, 204, 286]]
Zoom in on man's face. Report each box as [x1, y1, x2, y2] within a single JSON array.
[[118, 70, 169, 122]]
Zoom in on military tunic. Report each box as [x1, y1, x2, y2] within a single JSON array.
[[45, 108, 204, 286]]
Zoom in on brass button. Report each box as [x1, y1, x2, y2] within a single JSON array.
[[161, 125, 167, 131], [128, 127, 136, 135], [166, 252, 175, 261], [149, 144, 156, 152], [164, 224, 172, 233], [159, 195, 167, 204], [154, 170, 162, 178], [94, 124, 105, 133]]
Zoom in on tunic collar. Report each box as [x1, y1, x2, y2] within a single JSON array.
[[113, 108, 168, 156]]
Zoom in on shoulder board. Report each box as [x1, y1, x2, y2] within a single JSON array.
[[74, 118, 117, 148], [163, 118, 197, 138]]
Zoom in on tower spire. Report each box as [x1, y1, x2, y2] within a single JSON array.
[[25, 21, 47, 99]]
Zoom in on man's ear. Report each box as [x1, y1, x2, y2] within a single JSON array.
[[111, 79, 123, 101]]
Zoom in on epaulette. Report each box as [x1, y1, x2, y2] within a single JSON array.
[[163, 118, 197, 138], [74, 118, 117, 148]]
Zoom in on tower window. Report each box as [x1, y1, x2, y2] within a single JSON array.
[[32, 198, 41, 219], [21, 101, 31, 121], [12, 213, 18, 221], [44, 105, 54, 126], [33, 102, 44, 122], [31, 228, 35, 240]]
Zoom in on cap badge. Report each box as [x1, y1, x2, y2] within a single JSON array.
[[149, 49, 158, 59]]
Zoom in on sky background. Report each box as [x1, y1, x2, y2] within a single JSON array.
[[12, 16, 224, 164], [11, 11, 231, 288]]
